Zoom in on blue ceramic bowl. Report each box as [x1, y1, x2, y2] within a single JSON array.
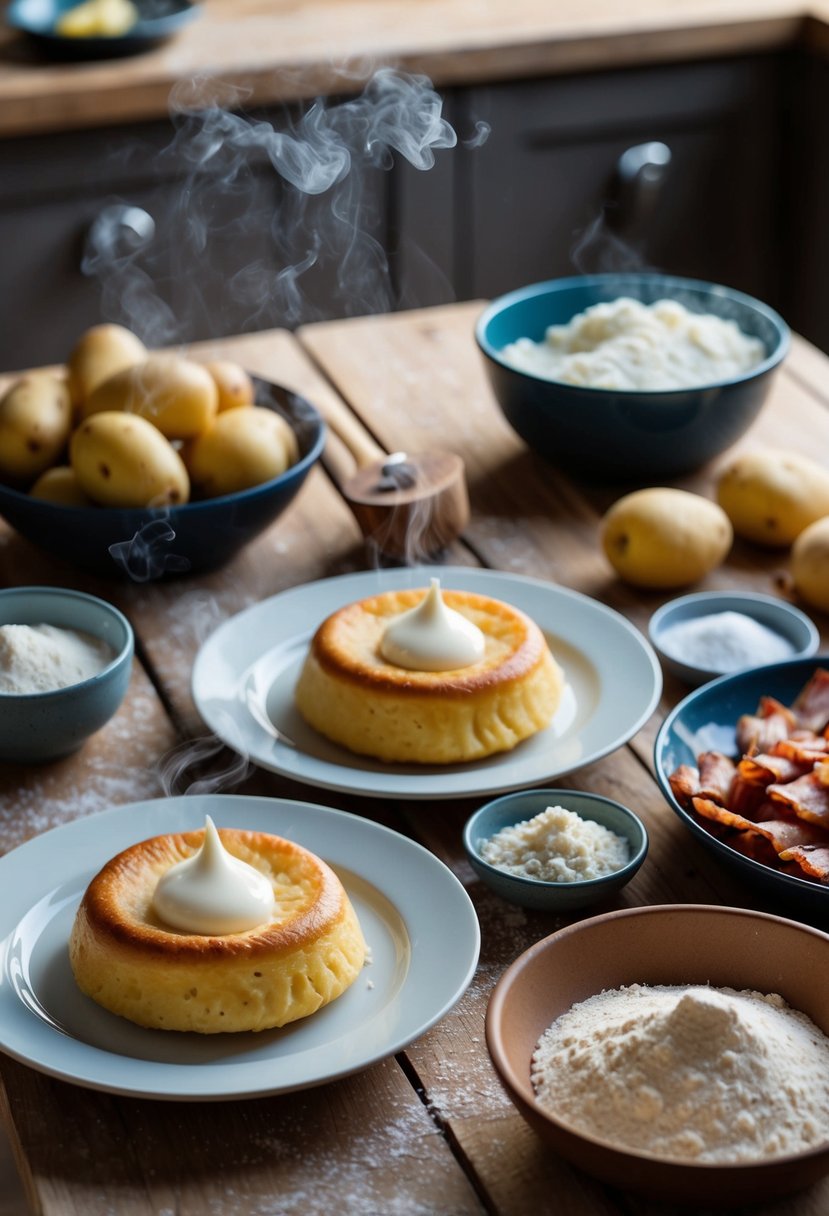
[[475, 273, 789, 479], [0, 379, 325, 579], [654, 656, 829, 912], [0, 587, 133, 763], [649, 591, 819, 687], [6, 0, 200, 59], [463, 788, 648, 912]]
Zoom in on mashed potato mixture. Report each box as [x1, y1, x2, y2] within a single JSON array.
[[501, 297, 765, 390]]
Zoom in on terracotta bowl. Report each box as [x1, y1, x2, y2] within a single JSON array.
[[486, 904, 829, 1205]]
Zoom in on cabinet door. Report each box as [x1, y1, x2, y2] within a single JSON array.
[[453, 57, 782, 305]]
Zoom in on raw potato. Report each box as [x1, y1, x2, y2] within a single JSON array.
[[184, 406, 299, 497], [30, 466, 93, 507], [81, 354, 218, 439], [716, 450, 829, 547], [0, 373, 72, 483], [71, 411, 190, 508], [67, 324, 146, 406], [792, 517, 829, 612], [601, 487, 733, 588], [206, 360, 255, 412]]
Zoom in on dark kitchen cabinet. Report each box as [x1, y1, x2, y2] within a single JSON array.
[[0, 50, 819, 371]]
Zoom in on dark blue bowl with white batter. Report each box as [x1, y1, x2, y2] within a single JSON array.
[[475, 273, 789, 480]]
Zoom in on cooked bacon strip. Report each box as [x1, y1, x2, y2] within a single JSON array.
[[691, 797, 828, 853], [736, 697, 797, 755], [692, 797, 756, 832], [767, 772, 829, 829], [772, 736, 829, 764], [669, 765, 699, 805], [792, 668, 829, 733], [727, 774, 768, 819], [697, 752, 736, 804], [738, 752, 809, 787], [777, 844, 829, 882]]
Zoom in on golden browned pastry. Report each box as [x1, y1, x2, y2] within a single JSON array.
[[69, 827, 365, 1034], [294, 587, 564, 764]]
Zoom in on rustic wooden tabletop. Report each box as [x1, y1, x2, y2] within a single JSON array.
[[0, 302, 828, 1215]]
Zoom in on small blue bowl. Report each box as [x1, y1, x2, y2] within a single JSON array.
[[6, 0, 200, 59], [463, 788, 648, 912], [0, 379, 324, 579], [649, 591, 819, 687], [475, 273, 789, 480], [0, 587, 134, 763], [654, 656, 829, 912]]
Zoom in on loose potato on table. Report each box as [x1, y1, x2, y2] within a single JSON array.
[[792, 516, 829, 612], [0, 373, 72, 483], [70, 411, 190, 507], [67, 324, 146, 407], [716, 449, 829, 546], [81, 354, 218, 440], [601, 487, 733, 589], [184, 406, 299, 497]]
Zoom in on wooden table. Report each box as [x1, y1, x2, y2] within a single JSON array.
[[1, 302, 828, 1215]]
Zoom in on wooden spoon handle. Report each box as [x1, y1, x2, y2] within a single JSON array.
[[316, 392, 386, 469]]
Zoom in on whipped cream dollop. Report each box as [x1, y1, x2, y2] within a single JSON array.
[[152, 816, 275, 935], [380, 578, 485, 672]]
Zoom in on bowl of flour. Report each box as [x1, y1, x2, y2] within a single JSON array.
[[486, 904, 829, 1204], [0, 586, 133, 762]]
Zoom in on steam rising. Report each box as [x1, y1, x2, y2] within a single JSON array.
[[83, 69, 464, 342], [158, 727, 251, 798]]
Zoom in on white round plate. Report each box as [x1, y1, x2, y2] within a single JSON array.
[[192, 567, 662, 799], [0, 795, 480, 1100]]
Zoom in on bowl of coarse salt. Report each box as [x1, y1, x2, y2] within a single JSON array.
[[0, 586, 133, 762], [648, 590, 819, 687], [486, 904, 829, 1205], [462, 788, 647, 911]]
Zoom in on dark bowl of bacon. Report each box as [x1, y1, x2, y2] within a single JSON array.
[[655, 658, 829, 912]]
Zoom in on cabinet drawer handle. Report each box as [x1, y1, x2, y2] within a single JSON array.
[[85, 204, 156, 260]]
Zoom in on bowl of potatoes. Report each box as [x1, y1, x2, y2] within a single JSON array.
[[0, 325, 325, 577]]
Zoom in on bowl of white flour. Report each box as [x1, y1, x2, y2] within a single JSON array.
[[0, 586, 133, 762], [486, 904, 829, 1204]]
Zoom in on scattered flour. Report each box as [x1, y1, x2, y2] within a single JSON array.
[[480, 804, 629, 882], [532, 983, 829, 1162], [0, 623, 113, 694], [658, 610, 795, 673]]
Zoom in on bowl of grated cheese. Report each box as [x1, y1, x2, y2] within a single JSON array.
[[486, 903, 829, 1204], [462, 788, 647, 911]]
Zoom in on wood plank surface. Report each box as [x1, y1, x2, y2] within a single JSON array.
[[2, 307, 829, 1215], [0, 0, 823, 137]]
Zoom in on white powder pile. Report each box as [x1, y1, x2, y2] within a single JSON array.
[[532, 983, 829, 1163], [0, 623, 114, 694], [480, 804, 630, 882], [658, 610, 795, 673]]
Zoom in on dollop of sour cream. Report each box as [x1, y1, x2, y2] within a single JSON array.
[[152, 816, 275, 936], [380, 578, 485, 672]]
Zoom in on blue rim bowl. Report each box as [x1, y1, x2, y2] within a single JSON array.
[[463, 787, 648, 911], [654, 655, 829, 912], [475, 273, 790, 480], [0, 586, 134, 762], [649, 591, 820, 687], [0, 378, 325, 579], [6, 0, 200, 59]]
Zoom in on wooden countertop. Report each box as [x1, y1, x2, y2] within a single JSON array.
[[0, 303, 828, 1214], [2, 0, 829, 137]]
